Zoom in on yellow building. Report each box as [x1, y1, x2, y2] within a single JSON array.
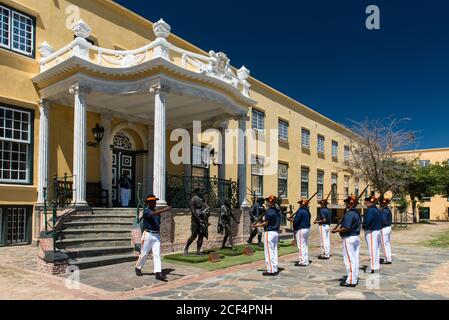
[[0, 0, 359, 250], [394, 148, 449, 221]]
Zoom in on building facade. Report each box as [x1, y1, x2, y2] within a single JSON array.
[[0, 0, 359, 248], [395, 148, 449, 221]]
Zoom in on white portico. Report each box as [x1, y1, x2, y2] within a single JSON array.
[[32, 19, 255, 208]]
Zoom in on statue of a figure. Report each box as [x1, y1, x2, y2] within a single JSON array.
[[218, 200, 240, 250], [184, 188, 210, 256]]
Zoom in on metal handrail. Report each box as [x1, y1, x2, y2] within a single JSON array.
[[136, 183, 145, 224]]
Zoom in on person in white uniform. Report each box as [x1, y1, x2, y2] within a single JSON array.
[[332, 195, 362, 288], [118, 171, 132, 207], [253, 195, 282, 277], [314, 199, 332, 260], [362, 196, 384, 274], [135, 195, 172, 282], [289, 199, 311, 267], [380, 198, 393, 265]]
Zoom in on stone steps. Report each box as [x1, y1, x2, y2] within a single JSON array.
[[56, 237, 132, 249], [62, 221, 133, 230], [62, 246, 134, 259], [68, 253, 138, 270], [55, 208, 138, 270], [58, 229, 132, 239]]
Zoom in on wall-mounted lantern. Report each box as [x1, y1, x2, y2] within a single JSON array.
[[87, 123, 105, 148]]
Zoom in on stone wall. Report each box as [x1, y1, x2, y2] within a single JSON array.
[[133, 207, 252, 254]]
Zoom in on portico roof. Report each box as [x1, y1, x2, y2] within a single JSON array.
[[32, 19, 256, 124]]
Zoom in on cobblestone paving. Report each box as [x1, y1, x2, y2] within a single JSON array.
[[1, 223, 449, 300]]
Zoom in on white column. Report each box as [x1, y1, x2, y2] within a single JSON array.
[[151, 83, 168, 206], [218, 124, 227, 181], [70, 84, 90, 206], [238, 115, 249, 207], [37, 99, 50, 204], [147, 125, 154, 195], [100, 114, 112, 207]]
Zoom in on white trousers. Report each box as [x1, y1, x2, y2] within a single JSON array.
[[342, 236, 360, 285], [295, 228, 310, 265], [381, 226, 392, 263], [120, 188, 131, 207], [263, 231, 279, 274], [318, 224, 331, 258], [365, 230, 381, 272], [135, 231, 161, 273]]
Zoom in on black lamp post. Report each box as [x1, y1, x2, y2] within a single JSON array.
[[87, 123, 105, 148]]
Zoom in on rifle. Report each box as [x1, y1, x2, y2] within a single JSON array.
[[333, 184, 370, 230], [289, 191, 319, 220]]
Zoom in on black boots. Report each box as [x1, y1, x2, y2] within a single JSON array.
[[155, 272, 167, 282], [135, 268, 143, 277]]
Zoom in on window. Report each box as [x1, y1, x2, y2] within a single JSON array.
[[419, 207, 430, 220], [317, 135, 325, 154], [278, 163, 288, 198], [0, 206, 32, 245], [331, 173, 338, 203], [301, 128, 310, 149], [344, 176, 350, 198], [192, 145, 210, 178], [251, 156, 264, 197], [420, 160, 430, 168], [344, 145, 350, 161], [0, 5, 35, 57], [278, 120, 288, 141], [252, 109, 264, 132], [0, 105, 33, 184], [332, 141, 339, 159], [301, 167, 309, 198], [354, 178, 360, 196], [317, 170, 324, 200]]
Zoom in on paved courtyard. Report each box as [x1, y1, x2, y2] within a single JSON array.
[[1, 222, 449, 300]]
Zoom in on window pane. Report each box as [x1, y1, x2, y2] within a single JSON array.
[[317, 170, 324, 199], [317, 135, 325, 153], [332, 141, 339, 158], [278, 120, 288, 141], [301, 167, 309, 198], [302, 129, 310, 148], [0, 6, 10, 48], [252, 110, 264, 132], [0, 106, 31, 143], [0, 140, 29, 183], [10, 11, 34, 56]]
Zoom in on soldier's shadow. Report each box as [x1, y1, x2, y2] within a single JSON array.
[[141, 268, 177, 276]]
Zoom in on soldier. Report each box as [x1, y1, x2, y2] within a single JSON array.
[[218, 200, 240, 250], [135, 195, 172, 281], [332, 195, 362, 288], [363, 196, 384, 274], [380, 198, 393, 265], [289, 199, 311, 267], [184, 188, 210, 256], [314, 199, 332, 260], [247, 197, 265, 247], [253, 195, 282, 277]]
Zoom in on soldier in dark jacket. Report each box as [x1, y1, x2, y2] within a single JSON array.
[[184, 188, 210, 256]]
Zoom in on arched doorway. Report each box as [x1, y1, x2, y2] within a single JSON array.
[[112, 131, 137, 207]]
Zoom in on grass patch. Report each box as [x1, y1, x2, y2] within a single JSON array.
[[163, 245, 298, 271], [426, 230, 449, 248], [164, 253, 224, 264], [214, 247, 245, 256]]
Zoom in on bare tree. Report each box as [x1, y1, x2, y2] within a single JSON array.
[[345, 117, 416, 199]]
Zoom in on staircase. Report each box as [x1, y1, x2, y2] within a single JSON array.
[[56, 208, 138, 269]]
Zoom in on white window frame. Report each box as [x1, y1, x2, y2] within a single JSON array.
[[0, 105, 32, 184], [278, 163, 288, 198], [278, 120, 288, 141], [300, 167, 309, 199], [251, 155, 264, 197], [252, 109, 265, 133], [0, 5, 35, 57], [301, 128, 310, 149], [344, 145, 350, 161], [317, 135, 325, 154], [332, 141, 339, 159], [317, 170, 324, 200], [344, 176, 350, 198]]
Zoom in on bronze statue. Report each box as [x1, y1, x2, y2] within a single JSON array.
[[184, 188, 210, 256], [218, 200, 239, 250]]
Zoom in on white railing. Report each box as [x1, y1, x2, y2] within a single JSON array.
[[38, 19, 251, 98]]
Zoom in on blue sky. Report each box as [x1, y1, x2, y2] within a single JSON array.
[[114, 0, 449, 150]]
